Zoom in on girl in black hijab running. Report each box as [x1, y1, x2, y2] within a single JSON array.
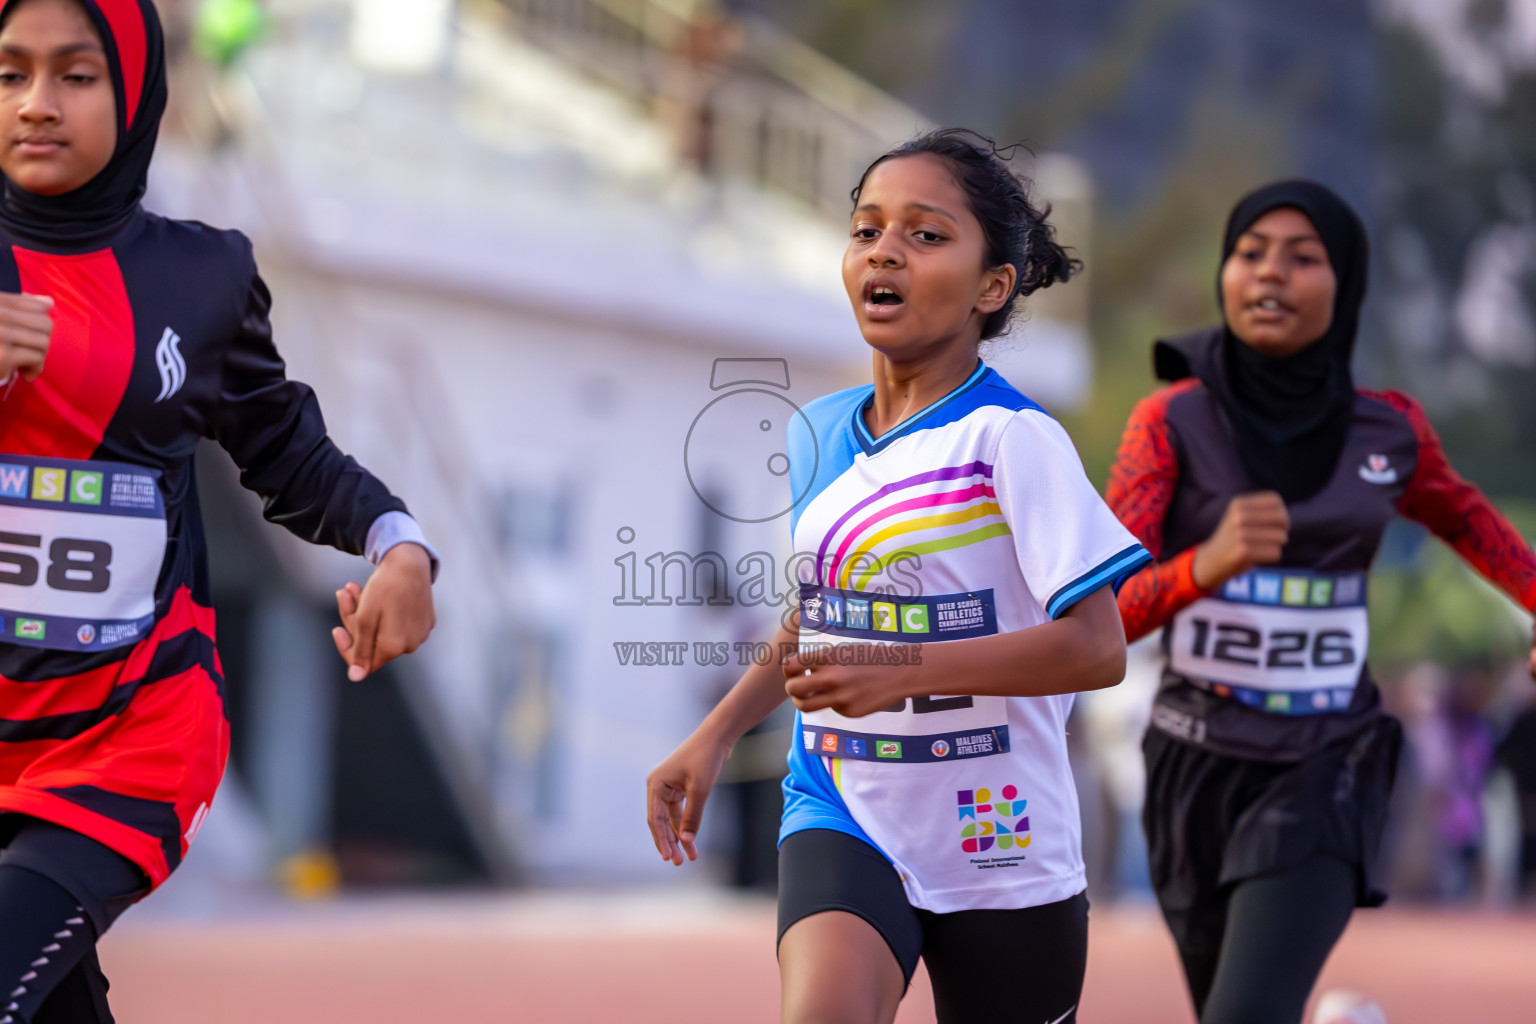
[[0, 2, 436, 1020], [1107, 180, 1536, 1024]]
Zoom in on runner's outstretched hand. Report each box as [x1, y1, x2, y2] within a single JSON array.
[[1192, 491, 1290, 589], [332, 542, 436, 681], [647, 733, 730, 865], [0, 293, 52, 383]]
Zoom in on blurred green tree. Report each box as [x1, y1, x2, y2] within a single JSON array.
[[194, 0, 266, 68]]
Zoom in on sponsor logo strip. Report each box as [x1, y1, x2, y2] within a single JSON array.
[[808, 725, 1008, 763], [1198, 679, 1355, 716], [0, 609, 152, 651], [0, 454, 163, 517], [1218, 568, 1366, 608], [798, 583, 997, 642]]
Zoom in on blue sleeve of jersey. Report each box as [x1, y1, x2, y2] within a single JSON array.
[[787, 387, 868, 536], [1044, 544, 1154, 619]]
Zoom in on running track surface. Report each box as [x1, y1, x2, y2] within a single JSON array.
[[101, 893, 1536, 1023]]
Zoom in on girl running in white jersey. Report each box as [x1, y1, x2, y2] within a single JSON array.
[[646, 128, 1150, 1024]]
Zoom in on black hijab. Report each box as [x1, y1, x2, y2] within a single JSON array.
[[0, 0, 166, 251], [1154, 180, 1369, 504]]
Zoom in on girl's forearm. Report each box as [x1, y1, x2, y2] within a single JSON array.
[[692, 620, 797, 750], [895, 589, 1126, 700]]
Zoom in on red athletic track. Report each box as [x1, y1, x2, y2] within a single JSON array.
[[100, 895, 1536, 1023]]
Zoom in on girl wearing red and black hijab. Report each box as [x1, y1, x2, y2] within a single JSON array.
[[1108, 180, 1536, 1024], [0, 1, 436, 1019]]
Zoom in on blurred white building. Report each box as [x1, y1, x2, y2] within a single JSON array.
[[152, 0, 1095, 885]]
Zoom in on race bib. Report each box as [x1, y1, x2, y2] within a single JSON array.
[[0, 454, 166, 651], [1168, 569, 1368, 716], [798, 583, 1008, 762]]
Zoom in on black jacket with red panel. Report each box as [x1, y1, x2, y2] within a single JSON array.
[[0, 0, 411, 888]]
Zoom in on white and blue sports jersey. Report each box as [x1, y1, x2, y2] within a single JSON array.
[[780, 363, 1150, 913]]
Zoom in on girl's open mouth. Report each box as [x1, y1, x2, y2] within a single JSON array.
[[862, 281, 906, 319]]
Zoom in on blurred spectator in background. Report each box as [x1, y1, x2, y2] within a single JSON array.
[[1495, 694, 1536, 899], [1392, 661, 1503, 902], [659, 0, 738, 174], [1433, 667, 1497, 900], [1076, 639, 1160, 902]]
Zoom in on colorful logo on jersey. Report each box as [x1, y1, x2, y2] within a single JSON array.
[[15, 618, 45, 640], [958, 785, 1030, 854], [845, 599, 871, 630], [821, 596, 844, 628], [69, 470, 102, 505], [0, 463, 27, 498], [1265, 693, 1292, 713], [76, 624, 96, 645], [931, 739, 951, 758], [1358, 454, 1397, 485], [1281, 576, 1310, 606], [876, 741, 902, 759], [847, 738, 866, 757], [31, 467, 65, 502], [872, 601, 898, 632], [803, 730, 816, 750], [899, 604, 929, 633], [820, 733, 840, 754], [802, 593, 824, 625], [1252, 573, 1282, 604]]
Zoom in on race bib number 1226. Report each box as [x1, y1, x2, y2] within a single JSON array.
[[1168, 569, 1368, 716], [0, 454, 166, 651]]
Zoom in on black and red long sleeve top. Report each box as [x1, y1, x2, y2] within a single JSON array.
[[1107, 379, 1536, 761], [0, 0, 415, 889], [0, 213, 407, 885]]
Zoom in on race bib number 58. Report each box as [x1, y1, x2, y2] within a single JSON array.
[[1168, 569, 1368, 716], [0, 455, 166, 651]]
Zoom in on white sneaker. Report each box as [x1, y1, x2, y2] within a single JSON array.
[[1312, 990, 1387, 1024]]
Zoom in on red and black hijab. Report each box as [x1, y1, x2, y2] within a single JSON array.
[[0, 0, 166, 249]]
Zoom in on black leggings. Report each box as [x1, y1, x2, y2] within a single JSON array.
[[1179, 855, 1356, 1024], [0, 819, 148, 1024]]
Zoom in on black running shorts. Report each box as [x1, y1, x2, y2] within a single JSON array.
[[777, 828, 1088, 1023]]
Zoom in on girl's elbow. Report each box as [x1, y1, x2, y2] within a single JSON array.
[[1086, 636, 1128, 691]]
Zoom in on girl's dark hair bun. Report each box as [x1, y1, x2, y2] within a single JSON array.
[[851, 128, 1082, 340]]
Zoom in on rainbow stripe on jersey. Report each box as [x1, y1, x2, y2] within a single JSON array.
[[814, 461, 1008, 590]]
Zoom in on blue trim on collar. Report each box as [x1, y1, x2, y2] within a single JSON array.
[[854, 362, 1000, 456]]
